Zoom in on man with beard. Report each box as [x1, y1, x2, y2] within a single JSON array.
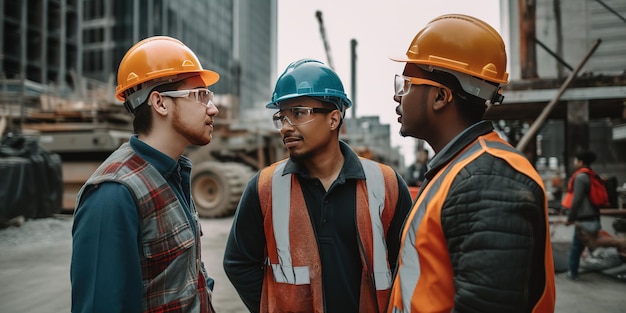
[[71, 36, 220, 313], [223, 59, 412, 313], [386, 14, 555, 313]]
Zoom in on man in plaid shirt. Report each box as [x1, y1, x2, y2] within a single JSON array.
[[71, 36, 220, 313]]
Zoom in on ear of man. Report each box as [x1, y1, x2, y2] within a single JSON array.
[[433, 87, 452, 111], [329, 109, 341, 131], [438, 87, 453, 102], [149, 91, 169, 115]]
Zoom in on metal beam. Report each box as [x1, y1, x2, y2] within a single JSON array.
[[534, 37, 574, 71], [503, 85, 626, 103], [315, 11, 334, 69], [516, 39, 602, 151], [595, 0, 626, 24]]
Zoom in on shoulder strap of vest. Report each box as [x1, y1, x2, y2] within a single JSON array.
[[359, 157, 398, 230], [258, 158, 399, 222], [479, 133, 544, 185], [257, 160, 285, 267], [77, 143, 136, 207], [258, 161, 287, 218], [258, 158, 400, 291], [257, 158, 399, 248], [257, 158, 399, 244], [358, 157, 399, 292]]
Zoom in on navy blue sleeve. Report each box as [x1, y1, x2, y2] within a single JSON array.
[[223, 174, 265, 313], [70, 182, 142, 313]]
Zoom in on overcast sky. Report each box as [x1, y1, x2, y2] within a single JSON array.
[[276, 0, 503, 164]]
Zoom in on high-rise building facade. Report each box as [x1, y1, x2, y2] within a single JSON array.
[[2, 0, 276, 126], [82, 0, 276, 123], [1, 0, 81, 94]]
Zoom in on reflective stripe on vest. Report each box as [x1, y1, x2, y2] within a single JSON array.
[[270, 161, 309, 285], [396, 140, 483, 312], [269, 158, 391, 289], [389, 132, 555, 313]]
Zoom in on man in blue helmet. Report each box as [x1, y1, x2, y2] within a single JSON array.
[[223, 59, 412, 313]]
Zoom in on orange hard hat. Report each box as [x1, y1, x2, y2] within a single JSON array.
[[392, 14, 508, 85], [115, 36, 219, 111], [392, 14, 508, 105]]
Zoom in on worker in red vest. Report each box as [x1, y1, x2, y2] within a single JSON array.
[[223, 59, 413, 312], [563, 150, 626, 280], [387, 14, 555, 312]]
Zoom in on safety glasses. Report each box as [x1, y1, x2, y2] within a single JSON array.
[[160, 88, 215, 108], [394, 74, 451, 97], [272, 106, 335, 129]]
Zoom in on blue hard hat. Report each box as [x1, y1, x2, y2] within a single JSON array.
[[266, 59, 352, 112]]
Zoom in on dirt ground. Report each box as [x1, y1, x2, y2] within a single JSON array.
[[0, 214, 625, 312]]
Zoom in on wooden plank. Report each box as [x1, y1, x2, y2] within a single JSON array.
[[600, 209, 626, 216]]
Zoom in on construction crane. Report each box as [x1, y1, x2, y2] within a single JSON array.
[[315, 11, 334, 69], [315, 10, 358, 119], [313, 11, 403, 170]]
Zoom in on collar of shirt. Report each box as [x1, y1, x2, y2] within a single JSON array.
[[426, 120, 494, 179], [280, 140, 367, 183], [128, 135, 192, 180]]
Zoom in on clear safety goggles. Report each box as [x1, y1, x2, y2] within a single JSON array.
[[160, 88, 215, 108], [272, 106, 335, 129], [394, 74, 451, 97]]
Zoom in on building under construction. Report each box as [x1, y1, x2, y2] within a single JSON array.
[[488, 0, 626, 207]]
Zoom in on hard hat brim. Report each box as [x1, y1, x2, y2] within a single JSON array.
[[388, 56, 508, 85], [199, 70, 221, 88], [266, 93, 352, 110], [115, 69, 220, 101], [388, 55, 415, 63]]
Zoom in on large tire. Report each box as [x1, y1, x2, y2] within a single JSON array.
[[191, 161, 255, 218]]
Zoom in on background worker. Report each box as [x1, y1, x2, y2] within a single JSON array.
[[223, 59, 412, 313], [563, 150, 626, 280], [386, 14, 555, 312], [404, 148, 429, 187], [71, 36, 220, 313]]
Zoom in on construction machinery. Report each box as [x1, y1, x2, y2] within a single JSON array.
[[2, 78, 284, 218], [1, 79, 132, 215]]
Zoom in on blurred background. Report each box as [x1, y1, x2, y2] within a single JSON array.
[[1, 0, 625, 219]]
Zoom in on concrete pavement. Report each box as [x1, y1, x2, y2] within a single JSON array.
[[0, 214, 625, 312], [0, 214, 247, 313]]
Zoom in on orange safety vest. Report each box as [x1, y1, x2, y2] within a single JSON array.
[[257, 158, 399, 313], [387, 132, 556, 313]]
